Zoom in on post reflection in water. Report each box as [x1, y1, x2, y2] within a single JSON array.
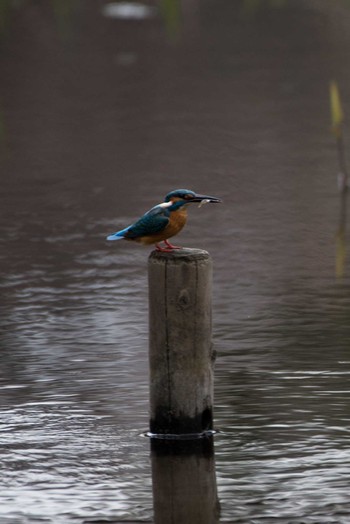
[[150, 437, 220, 524]]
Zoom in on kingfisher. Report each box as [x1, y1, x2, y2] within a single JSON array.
[[106, 189, 222, 252]]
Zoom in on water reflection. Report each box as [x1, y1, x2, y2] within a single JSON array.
[[151, 437, 219, 524]]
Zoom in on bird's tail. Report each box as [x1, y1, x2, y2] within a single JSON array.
[[106, 233, 124, 241], [106, 227, 130, 241]]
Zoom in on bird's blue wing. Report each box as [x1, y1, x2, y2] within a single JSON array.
[[123, 205, 169, 239]]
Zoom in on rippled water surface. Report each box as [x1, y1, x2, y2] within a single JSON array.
[[2, 0, 350, 522]]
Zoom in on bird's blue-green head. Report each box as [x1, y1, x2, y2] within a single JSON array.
[[164, 189, 222, 210]]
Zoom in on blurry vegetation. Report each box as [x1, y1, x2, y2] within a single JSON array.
[[330, 81, 348, 190], [336, 218, 347, 278], [0, 0, 24, 38], [242, 0, 288, 15], [330, 82, 349, 278], [0, 0, 11, 36], [0, 0, 80, 40], [159, 0, 182, 41], [330, 81, 345, 142], [51, 0, 80, 40], [0, 108, 6, 153]]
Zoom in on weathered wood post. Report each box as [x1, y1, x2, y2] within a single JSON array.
[[148, 248, 215, 436]]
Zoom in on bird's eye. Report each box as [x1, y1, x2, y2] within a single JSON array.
[[184, 193, 193, 200]]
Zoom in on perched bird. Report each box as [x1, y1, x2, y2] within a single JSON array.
[[106, 189, 222, 252]]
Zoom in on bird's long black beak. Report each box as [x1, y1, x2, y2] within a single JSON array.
[[190, 193, 222, 203]]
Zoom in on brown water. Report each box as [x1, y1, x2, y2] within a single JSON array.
[[2, 0, 350, 522]]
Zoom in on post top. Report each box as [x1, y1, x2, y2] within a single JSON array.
[[149, 247, 210, 262]]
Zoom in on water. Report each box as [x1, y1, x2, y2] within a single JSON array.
[[2, 0, 350, 522]]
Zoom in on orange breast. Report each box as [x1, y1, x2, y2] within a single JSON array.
[[138, 208, 188, 245]]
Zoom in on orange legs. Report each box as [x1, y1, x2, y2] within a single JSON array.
[[155, 239, 182, 252]]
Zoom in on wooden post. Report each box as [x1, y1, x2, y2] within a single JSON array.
[[148, 248, 215, 436]]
